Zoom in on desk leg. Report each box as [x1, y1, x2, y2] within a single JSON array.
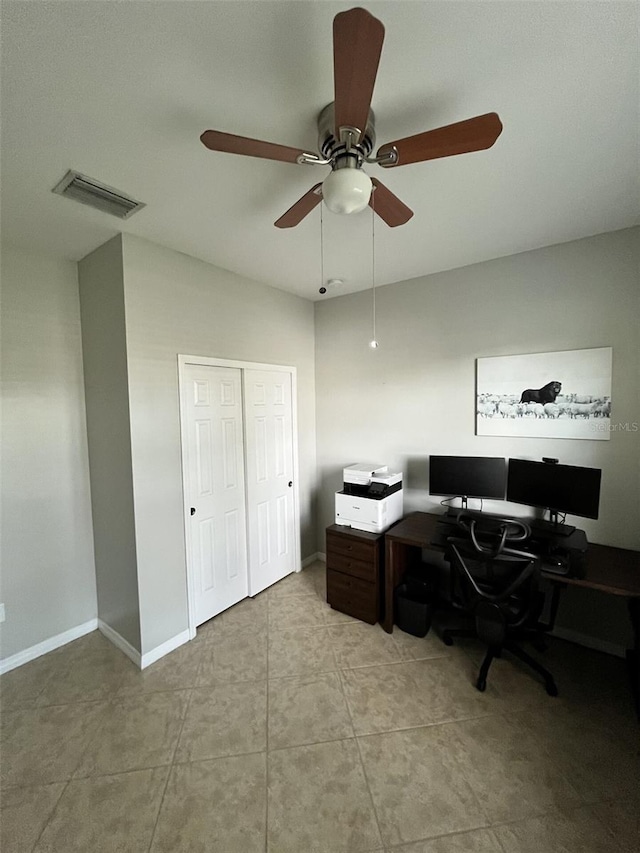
[[548, 583, 564, 632], [383, 538, 412, 633], [383, 539, 395, 633], [627, 597, 640, 719]]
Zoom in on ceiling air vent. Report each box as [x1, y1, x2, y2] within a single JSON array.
[[52, 170, 145, 219]]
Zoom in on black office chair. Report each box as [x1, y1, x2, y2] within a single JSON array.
[[441, 513, 558, 696]]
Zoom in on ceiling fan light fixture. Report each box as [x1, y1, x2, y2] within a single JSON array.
[[322, 167, 372, 215], [200, 8, 502, 230]]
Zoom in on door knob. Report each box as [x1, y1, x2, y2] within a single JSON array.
[[288, 481, 293, 487], [190, 507, 196, 516]]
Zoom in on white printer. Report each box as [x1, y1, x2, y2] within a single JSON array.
[[335, 463, 403, 534]]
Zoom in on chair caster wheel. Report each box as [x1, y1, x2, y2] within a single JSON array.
[[476, 678, 487, 692], [546, 682, 558, 697], [442, 633, 453, 647]]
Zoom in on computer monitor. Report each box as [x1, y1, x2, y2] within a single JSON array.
[[429, 456, 507, 507], [506, 458, 601, 535]]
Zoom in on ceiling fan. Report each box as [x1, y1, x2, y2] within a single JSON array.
[[200, 7, 503, 229]]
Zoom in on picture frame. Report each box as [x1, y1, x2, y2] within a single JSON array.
[[476, 347, 612, 440]]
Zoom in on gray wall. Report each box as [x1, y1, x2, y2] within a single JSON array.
[[121, 234, 317, 654], [78, 237, 141, 652], [3, 227, 635, 662], [315, 228, 639, 648], [1, 245, 97, 660]]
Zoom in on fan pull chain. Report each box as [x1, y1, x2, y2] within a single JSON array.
[[370, 193, 378, 349], [320, 203, 325, 294]]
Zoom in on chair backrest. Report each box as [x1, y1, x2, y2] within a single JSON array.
[[447, 515, 541, 646], [454, 512, 531, 557]]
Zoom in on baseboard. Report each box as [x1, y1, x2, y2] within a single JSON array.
[[551, 626, 625, 659], [140, 629, 190, 670], [302, 552, 324, 568], [0, 618, 98, 675], [98, 620, 141, 669]]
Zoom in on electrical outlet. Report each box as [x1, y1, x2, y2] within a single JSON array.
[[0, 603, 5, 623]]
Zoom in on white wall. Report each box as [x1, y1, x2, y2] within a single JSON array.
[[315, 228, 639, 648], [121, 234, 317, 655], [78, 237, 141, 651], [1, 245, 97, 661]]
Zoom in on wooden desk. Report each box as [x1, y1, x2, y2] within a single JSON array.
[[549, 542, 640, 717], [383, 512, 640, 713], [383, 513, 447, 633]]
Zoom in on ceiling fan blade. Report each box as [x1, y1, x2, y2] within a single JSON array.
[[369, 179, 413, 227], [333, 8, 385, 141], [274, 184, 323, 228], [200, 130, 312, 164], [377, 113, 503, 168]]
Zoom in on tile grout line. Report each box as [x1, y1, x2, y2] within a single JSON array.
[[382, 824, 508, 851], [266, 733, 360, 756], [32, 684, 192, 710], [346, 665, 499, 848], [339, 653, 507, 848], [504, 709, 587, 807], [583, 803, 636, 853], [387, 626, 408, 662], [337, 709, 506, 740], [65, 683, 197, 786], [333, 654, 459, 674], [31, 653, 67, 708], [265, 570, 348, 848], [55, 698, 112, 787], [27, 779, 70, 853], [7, 574, 637, 852], [336, 666, 385, 850], [145, 652, 201, 853], [60, 760, 192, 784], [438, 802, 633, 853]]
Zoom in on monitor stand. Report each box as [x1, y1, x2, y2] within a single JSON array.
[[531, 510, 575, 538], [444, 496, 468, 518]]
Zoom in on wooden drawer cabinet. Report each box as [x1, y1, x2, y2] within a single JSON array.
[[327, 571, 377, 625], [326, 525, 384, 625], [326, 551, 374, 582], [326, 531, 377, 564]]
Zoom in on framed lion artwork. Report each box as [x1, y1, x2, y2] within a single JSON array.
[[476, 347, 613, 440]]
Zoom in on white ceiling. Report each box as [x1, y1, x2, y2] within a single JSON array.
[[2, 1, 638, 301]]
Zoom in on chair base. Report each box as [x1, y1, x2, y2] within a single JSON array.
[[442, 628, 558, 696], [441, 626, 476, 647], [503, 641, 558, 696]]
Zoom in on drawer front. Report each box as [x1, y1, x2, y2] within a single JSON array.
[[327, 570, 377, 624], [326, 551, 376, 582], [326, 531, 377, 564]]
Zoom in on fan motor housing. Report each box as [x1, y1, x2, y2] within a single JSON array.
[[318, 102, 376, 167]]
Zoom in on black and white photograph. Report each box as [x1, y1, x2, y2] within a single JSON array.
[[476, 347, 613, 440]]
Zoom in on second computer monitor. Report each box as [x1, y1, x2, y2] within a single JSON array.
[[506, 458, 601, 521], [429, 456, 507, 501]]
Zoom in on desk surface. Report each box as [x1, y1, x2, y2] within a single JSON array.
[[386, 512, 640, 597]]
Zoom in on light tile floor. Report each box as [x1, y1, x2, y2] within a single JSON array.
[[1, 560, 639, 852]]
